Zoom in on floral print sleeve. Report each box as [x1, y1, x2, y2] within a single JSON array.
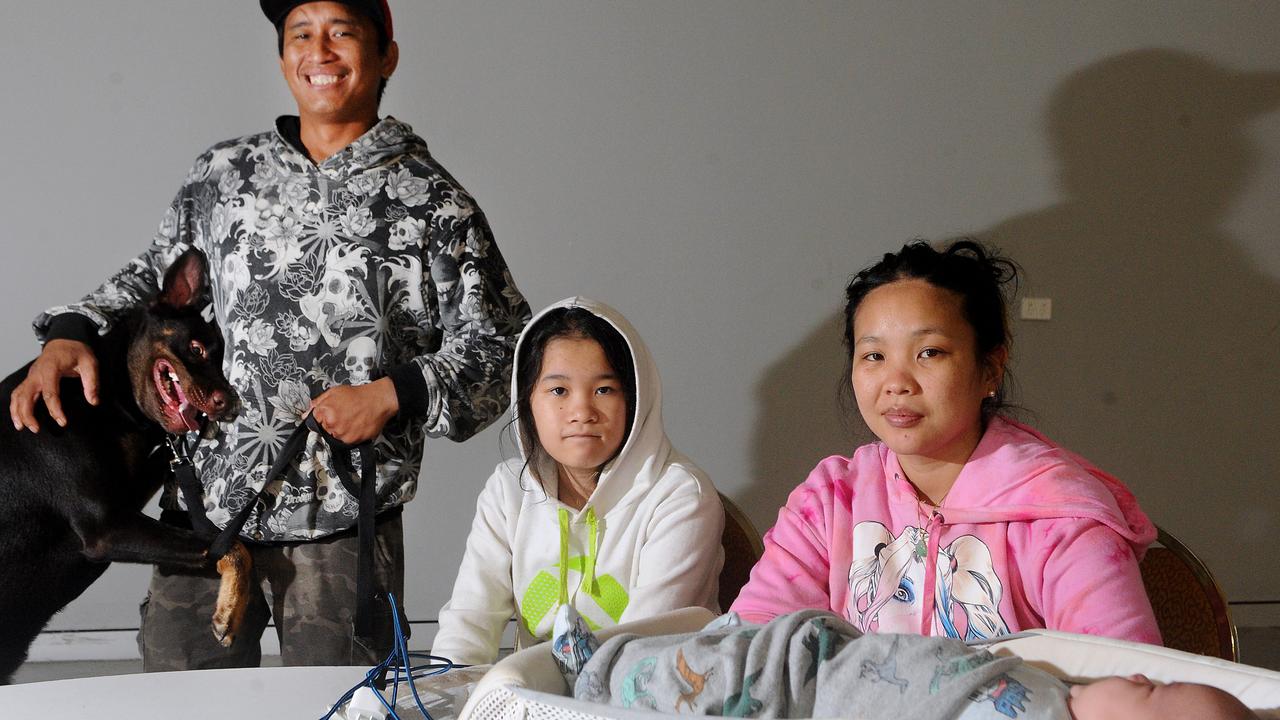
[[33, 116, 531, 541], [396, 208, 528, 440]]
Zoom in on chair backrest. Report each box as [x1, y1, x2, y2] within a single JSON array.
[[1139, 525, 1238, 661], [717, 492, 765, 612]]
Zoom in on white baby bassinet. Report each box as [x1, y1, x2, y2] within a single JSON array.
[[458, 607, 1280, 720]]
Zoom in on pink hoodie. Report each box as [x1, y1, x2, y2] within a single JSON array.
[[731, 416, 1161, 644]]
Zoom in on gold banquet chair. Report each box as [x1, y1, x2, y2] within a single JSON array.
[[717, 492, 765, 612], [1139, 525, 1238, 661]]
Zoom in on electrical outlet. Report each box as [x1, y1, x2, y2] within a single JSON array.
[[1020, 297, 1052, 321]]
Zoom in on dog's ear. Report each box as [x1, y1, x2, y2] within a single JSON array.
[[157, 249, 209, 309]]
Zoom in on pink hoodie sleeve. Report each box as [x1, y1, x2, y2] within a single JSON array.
[[1022, 517, 1162, 644], [730, 461, 847, 623]]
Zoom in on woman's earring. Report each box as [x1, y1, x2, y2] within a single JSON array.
[[986, 390, 997, 398]]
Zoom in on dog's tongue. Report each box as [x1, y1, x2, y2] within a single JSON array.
[[156, 362, 199, 431], [172, 371, 204, 427], [169, 370, 189, 407], [178, 401, 200, 431]]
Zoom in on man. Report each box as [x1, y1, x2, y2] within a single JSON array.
[[8, 0, 530, 669]]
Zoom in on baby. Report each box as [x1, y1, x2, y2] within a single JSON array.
[[1067, 674, 1255, 720], [552, 608, 1256, 720]]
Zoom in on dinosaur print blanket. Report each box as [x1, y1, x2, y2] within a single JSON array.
[[571, 610, 1070, 719]]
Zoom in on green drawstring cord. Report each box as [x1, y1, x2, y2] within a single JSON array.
[[557, 506, 602, 604], [558, 508, 571, 606], [581, 507, 600, 596]]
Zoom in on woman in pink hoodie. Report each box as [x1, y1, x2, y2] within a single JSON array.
[[731, 240, 1160, 644]]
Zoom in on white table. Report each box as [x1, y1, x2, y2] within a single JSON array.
[[0, 664, 489, 720]]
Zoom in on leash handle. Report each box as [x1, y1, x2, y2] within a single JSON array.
[[204, 413, 373, 554], [204, 419, 310, 558], [305, 413, 380, 639], [191, 412, 382, 640]]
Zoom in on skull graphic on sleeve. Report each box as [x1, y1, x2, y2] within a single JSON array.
[[344, 336, 378, 385]]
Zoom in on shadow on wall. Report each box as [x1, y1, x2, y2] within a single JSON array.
[[983, 48, 1280, 594], [742, 49, 1280, 605]]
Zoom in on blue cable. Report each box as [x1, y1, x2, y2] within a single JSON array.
[[320, 592, 456, 720]]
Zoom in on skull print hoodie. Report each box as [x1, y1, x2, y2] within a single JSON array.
[[34, 116, 530, 541], [731, 417, 1161, 645], [431, 298, 725, 665]]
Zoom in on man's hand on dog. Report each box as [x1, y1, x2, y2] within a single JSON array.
[[10, 339, 100, 432], [12, 343, 399, 443], [309, 377, 400, 445]]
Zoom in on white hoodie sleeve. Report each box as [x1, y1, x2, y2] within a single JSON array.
[[432, 467, 518, 665], [619, 467, 725, 621]]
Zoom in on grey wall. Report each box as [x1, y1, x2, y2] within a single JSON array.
[[2, 1, 1276, 640]]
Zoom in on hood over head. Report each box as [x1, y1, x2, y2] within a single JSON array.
[[512, 297, 671, 515]]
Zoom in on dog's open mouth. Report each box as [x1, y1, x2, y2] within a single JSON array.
[[152, 359, 203, 432]]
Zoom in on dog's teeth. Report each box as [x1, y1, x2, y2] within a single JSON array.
[[168, 371, 181, 385]]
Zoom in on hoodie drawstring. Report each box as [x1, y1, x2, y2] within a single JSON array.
[[557, 506, 602, 606], [921, 508, 945, 636], [581, 507, 600, 596], [558, 509, 571, 606]]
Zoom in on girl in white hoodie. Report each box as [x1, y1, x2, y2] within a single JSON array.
[[432, 298, 724, 665]]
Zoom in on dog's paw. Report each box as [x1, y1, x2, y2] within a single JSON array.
[[211, 542, 252, 647]]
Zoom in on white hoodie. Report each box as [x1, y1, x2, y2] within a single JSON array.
[[432, 298, 724, 665]]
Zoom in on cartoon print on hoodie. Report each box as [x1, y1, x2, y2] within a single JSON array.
[[849, 522, 1010, 640], [432, 298, 725, 665]]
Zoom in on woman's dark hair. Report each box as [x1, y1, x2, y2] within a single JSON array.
[[841, 238, 1020, 419], [513, 307, 637, 484]]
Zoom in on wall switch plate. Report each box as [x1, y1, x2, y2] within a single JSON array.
[[1020, 297, 1052, 321]]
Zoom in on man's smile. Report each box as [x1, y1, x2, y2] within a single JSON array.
[[307, 73, 346, 86]]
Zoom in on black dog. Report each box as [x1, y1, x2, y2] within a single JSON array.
[[0, 249, 251, 683]]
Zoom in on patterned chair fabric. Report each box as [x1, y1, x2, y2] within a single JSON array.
[[1139, 525, 1238, 661]]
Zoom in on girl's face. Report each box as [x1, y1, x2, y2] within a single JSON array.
[[530, 337, 629, 481], [851, 279, 1002, 470]]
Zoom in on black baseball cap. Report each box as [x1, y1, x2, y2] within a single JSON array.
[[260, 0, 394, 43]]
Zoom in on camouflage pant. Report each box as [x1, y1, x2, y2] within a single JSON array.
[[137, 513, 405, 671]]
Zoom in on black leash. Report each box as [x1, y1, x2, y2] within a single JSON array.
[[168, 413, 380, 640]]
